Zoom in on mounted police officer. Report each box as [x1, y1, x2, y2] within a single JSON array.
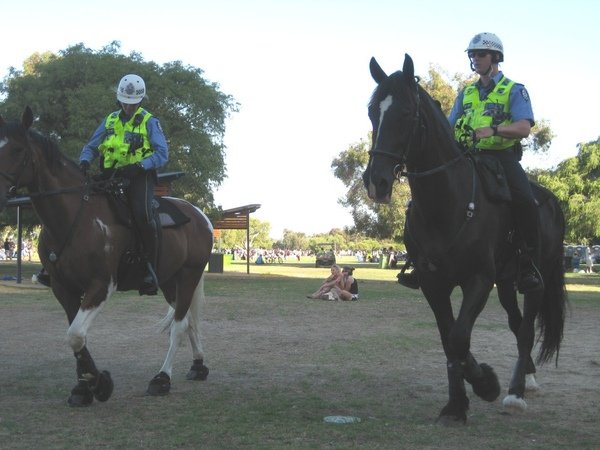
[[80, 74, 169, 295], [398, 32, 543, 294]]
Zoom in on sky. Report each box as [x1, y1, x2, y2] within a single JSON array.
[[2, 0, 599, 239]]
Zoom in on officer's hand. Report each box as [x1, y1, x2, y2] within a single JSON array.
[[116, 163, 144, 178], [79, 160, 91, 177]]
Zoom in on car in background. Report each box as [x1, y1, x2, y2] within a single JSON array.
[[315, 243, 336, 268]]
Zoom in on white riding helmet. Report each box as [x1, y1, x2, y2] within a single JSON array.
[[116, 74, 146, 104], [466, 32, 504, 61]]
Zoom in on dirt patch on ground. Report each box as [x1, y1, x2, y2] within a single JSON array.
[[0, 281, 598, 448]]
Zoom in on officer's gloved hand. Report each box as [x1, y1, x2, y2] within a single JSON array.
[[116, 163, 144, 178], [79, 160, 91, 177]]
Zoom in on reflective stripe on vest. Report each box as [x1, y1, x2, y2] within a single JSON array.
[[98, 107, 154, 168], [454, 76, 518, 150]]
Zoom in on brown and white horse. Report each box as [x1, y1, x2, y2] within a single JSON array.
[[0, 107, 214, 406]]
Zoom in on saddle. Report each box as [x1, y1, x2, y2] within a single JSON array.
[[96, 178, 190, 229], [92, 179, 191, 291]]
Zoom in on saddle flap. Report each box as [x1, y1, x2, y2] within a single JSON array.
[[472, 154, 512, 202]]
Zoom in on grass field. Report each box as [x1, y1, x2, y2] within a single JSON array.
[[0, 258, 598, 449]]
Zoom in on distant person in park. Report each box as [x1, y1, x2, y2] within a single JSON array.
[[585, 248, 594, 274], [80, 74, 169, 295]]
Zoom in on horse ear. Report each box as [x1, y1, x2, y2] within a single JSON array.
[[370, 57, 387, 84], [22, 106, 34, 130], [403, 54, 415, 84]]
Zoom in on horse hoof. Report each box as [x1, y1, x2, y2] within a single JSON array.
[[436, 414, 466, 427], [502, 394, 527, 413], [186, 360, 209, 380], [68, 380, 94, 407], [437, 402, 468, 426], [147, 371, 171, 396], [92, 370, 114, 402], [471, 363, 500, 402]]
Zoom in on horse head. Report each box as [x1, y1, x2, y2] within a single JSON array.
[[0, 106, 35, 210], [363, 54, 421, 204]]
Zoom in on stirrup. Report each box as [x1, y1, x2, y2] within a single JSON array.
[[517, 262, 544, 294], [139, 262, 159, 296]]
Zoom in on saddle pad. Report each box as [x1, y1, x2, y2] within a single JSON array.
[[155, 197, 191, 228]]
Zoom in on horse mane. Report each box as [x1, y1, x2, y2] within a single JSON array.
[[0, 119, 79, 171]]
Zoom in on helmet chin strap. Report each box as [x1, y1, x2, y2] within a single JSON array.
[[469, 58, 494, 77]]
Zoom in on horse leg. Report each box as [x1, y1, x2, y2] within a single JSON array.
[[185, 277, 209, 381], [503, 290, 543, 412], [59, 282, 116, 406], [186, 327, 209, 381], [422, 284, 471, 425], [497, 280, 538, 390], [148, 271, 204, 395], [433, 277, 500, 424]]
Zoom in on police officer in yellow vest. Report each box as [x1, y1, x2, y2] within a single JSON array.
[[398, 32, 543, 294], [79, 74, 168, 295]]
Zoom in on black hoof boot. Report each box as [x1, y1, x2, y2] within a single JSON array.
[[147, 371, 171, 396], [92, 370, 114, 402], [470, 363, 501, 402], [186, 359, 209, 380], [68, 379, 94, 407]]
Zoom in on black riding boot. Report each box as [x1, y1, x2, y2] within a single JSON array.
[[35, 268, 51, 287], [397, 259, 420, 289], [139, 220, 159, 296], [515, 206, 543, 294], [517, 248, 543, 294]]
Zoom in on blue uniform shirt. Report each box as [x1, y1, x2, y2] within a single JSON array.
[[448, 71, 535, 128], [80, 112, 169, 170]]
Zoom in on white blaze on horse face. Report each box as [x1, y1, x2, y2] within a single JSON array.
[[376, 95, 393, 143], [0, 137, 8, 149]]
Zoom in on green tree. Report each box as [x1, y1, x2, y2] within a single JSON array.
[[537, 137, 600, 243], [278, 230, 309, 251], [0, 42, 237, 211]]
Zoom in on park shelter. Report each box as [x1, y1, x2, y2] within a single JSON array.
[[212, 204, 261, 274]]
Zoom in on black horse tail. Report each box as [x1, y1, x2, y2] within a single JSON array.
[[536, 247, 568, 366]]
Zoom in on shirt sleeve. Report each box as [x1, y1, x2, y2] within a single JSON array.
[[447, 90, 465, 127], [509, 83, 535, 126], [79, 121, 105, 163], [140, 117, 169, 170]]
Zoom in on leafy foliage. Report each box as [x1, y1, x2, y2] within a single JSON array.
[[537, 138, 600, 243]]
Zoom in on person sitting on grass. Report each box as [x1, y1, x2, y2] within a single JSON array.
[[307, 264, 343, 299], [329, 266, 359, 301]]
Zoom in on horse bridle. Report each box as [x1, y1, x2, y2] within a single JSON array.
[[0, 139, 33, 198], [368, 84, 468, 180], [368, 82, 422, 179]]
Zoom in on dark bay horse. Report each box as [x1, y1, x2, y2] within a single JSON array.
[[363, 55, 567, 424], [0, 107, 214, 406]]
